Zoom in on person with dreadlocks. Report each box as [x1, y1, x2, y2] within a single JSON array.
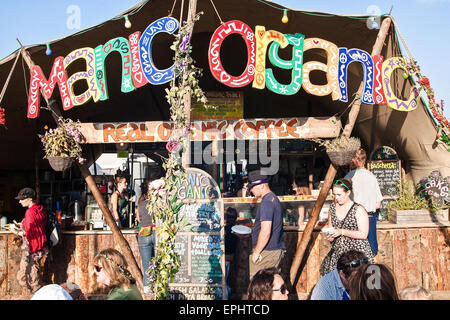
[[94, 248, 143, 300]]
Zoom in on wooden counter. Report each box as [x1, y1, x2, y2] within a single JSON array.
[[0, 222, 449, 299]]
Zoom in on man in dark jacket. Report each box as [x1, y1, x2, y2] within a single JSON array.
[[14, 188, 48, 292]]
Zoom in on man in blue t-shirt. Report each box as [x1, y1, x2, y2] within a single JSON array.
[[310, 250, 368, 300], [247, 170, 285, 280]]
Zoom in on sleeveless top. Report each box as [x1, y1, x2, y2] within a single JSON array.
[[138, 199, 153, 227], [319, 202, 374, 276]]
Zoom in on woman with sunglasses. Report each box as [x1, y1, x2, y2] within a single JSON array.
[[94, 248, 143, 300], [247, 267, 289, 300], [319, 178, 374, 276]]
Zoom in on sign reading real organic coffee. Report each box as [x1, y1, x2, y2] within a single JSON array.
[[167, 168, 225, 300], [369, 146, 401, 197]]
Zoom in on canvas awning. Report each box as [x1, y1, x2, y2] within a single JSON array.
[[0, 0, 448, 183]]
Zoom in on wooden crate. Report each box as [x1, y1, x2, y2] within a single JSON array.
[[389, 209, 449, 224]]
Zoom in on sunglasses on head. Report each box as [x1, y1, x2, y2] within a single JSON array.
[[94, 265, 102, 273], [347, 257, 369, 268], [272, 284, 287, 295], [333, 179, 350, 190]]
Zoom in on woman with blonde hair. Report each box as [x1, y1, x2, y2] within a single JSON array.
[[94, 248, 142, 300]]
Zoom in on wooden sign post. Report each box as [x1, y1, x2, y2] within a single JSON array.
[[289, 16, 393, 287]]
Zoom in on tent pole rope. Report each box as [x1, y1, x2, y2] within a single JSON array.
[[209, 0, 224, 25], [168, 0, 177, 17], [0, 51, 20, 105]]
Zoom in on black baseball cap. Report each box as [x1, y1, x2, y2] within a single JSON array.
[[15, 188, 36, 200]]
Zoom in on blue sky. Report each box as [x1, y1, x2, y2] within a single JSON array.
[[0, 0, 448, 118]]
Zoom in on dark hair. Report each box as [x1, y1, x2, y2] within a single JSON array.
[[225, 207, 238, 224], [336, 250, 367, 278], [349, 263, 399, 300], [333, 178, 353, 192], [247, 267, 281, 300]]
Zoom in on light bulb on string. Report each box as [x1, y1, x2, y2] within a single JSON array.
[[45, 43, 52, 56], [282, 9, 288, 23], [124, 15, 132, 29]]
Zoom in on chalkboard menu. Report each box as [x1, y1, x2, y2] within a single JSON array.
[[368, 160, 401, 197], [166, 168, 225, 300]]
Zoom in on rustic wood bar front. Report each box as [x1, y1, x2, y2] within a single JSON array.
[[0, 222, 448, 299]]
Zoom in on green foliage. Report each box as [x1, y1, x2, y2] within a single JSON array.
[[145, 12, 209, 300], [310, 135, 361, 152], [388, 179, 429, 211]]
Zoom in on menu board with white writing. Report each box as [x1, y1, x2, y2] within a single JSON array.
[[368, 160, 401, 197], [166, 168, 225, 300]]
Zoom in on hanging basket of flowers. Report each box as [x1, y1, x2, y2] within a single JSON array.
[[311, 135, 361, 167], [39, 117, 86, 172], [47, 156, 75, 171]]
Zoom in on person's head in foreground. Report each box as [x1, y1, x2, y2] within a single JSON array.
[[94, 248, 135, 289], [399, 285, 433, 300], [349, 263, 399, 300], [247, 267, 289, 300], [31, 284, 73, 300], [336, 250, 368, 290]]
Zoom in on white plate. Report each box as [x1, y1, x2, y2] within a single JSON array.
[[231, 225, 252, 235]]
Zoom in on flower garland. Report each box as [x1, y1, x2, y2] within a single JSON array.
[[145, 12, 210, 300], [405, 59, 450, 151]]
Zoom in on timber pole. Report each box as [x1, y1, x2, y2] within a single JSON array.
[[289, 16, 393, 287], [181, 0, 197, 168], [18, 41, 143, 290]]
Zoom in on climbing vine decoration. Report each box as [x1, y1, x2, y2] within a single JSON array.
[[405, 59, 450, 151], [145, 12, 211, 300]]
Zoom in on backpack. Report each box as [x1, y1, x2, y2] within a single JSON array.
[[46, 210, 60, 248]]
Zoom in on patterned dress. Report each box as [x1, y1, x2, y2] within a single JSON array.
[[320, 202, 374, 276]]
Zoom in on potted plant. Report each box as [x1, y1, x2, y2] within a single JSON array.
[[388, 179, 449, 224], [311, 135, 361, 166], [39, 117, 86, 171]]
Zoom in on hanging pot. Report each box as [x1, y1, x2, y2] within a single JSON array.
[[326, 149, 357, 167], [48, 156, 74, 172]]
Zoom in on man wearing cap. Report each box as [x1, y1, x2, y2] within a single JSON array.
[[14, 187, 48, 292], [247, 170, 285, 280]]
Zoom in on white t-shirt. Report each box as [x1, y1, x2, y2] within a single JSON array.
[[345, 168, 383, 213]]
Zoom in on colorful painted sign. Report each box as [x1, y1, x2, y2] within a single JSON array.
[[27, 17, 420, 119], [78, 116, 341, 143]]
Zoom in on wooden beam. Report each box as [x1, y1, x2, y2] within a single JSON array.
[[182, 0, 198, 168], [77, 117, 342, 144], [17, 42, 143, 291], [289, 17, 393, 287]]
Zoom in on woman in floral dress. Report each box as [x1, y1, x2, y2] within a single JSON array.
[[320, 178, 374, 276]]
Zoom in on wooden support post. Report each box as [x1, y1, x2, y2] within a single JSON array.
[[289, 17, 393, 287], [18, 41, 143, 290], [181, 0, 198, 169]]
